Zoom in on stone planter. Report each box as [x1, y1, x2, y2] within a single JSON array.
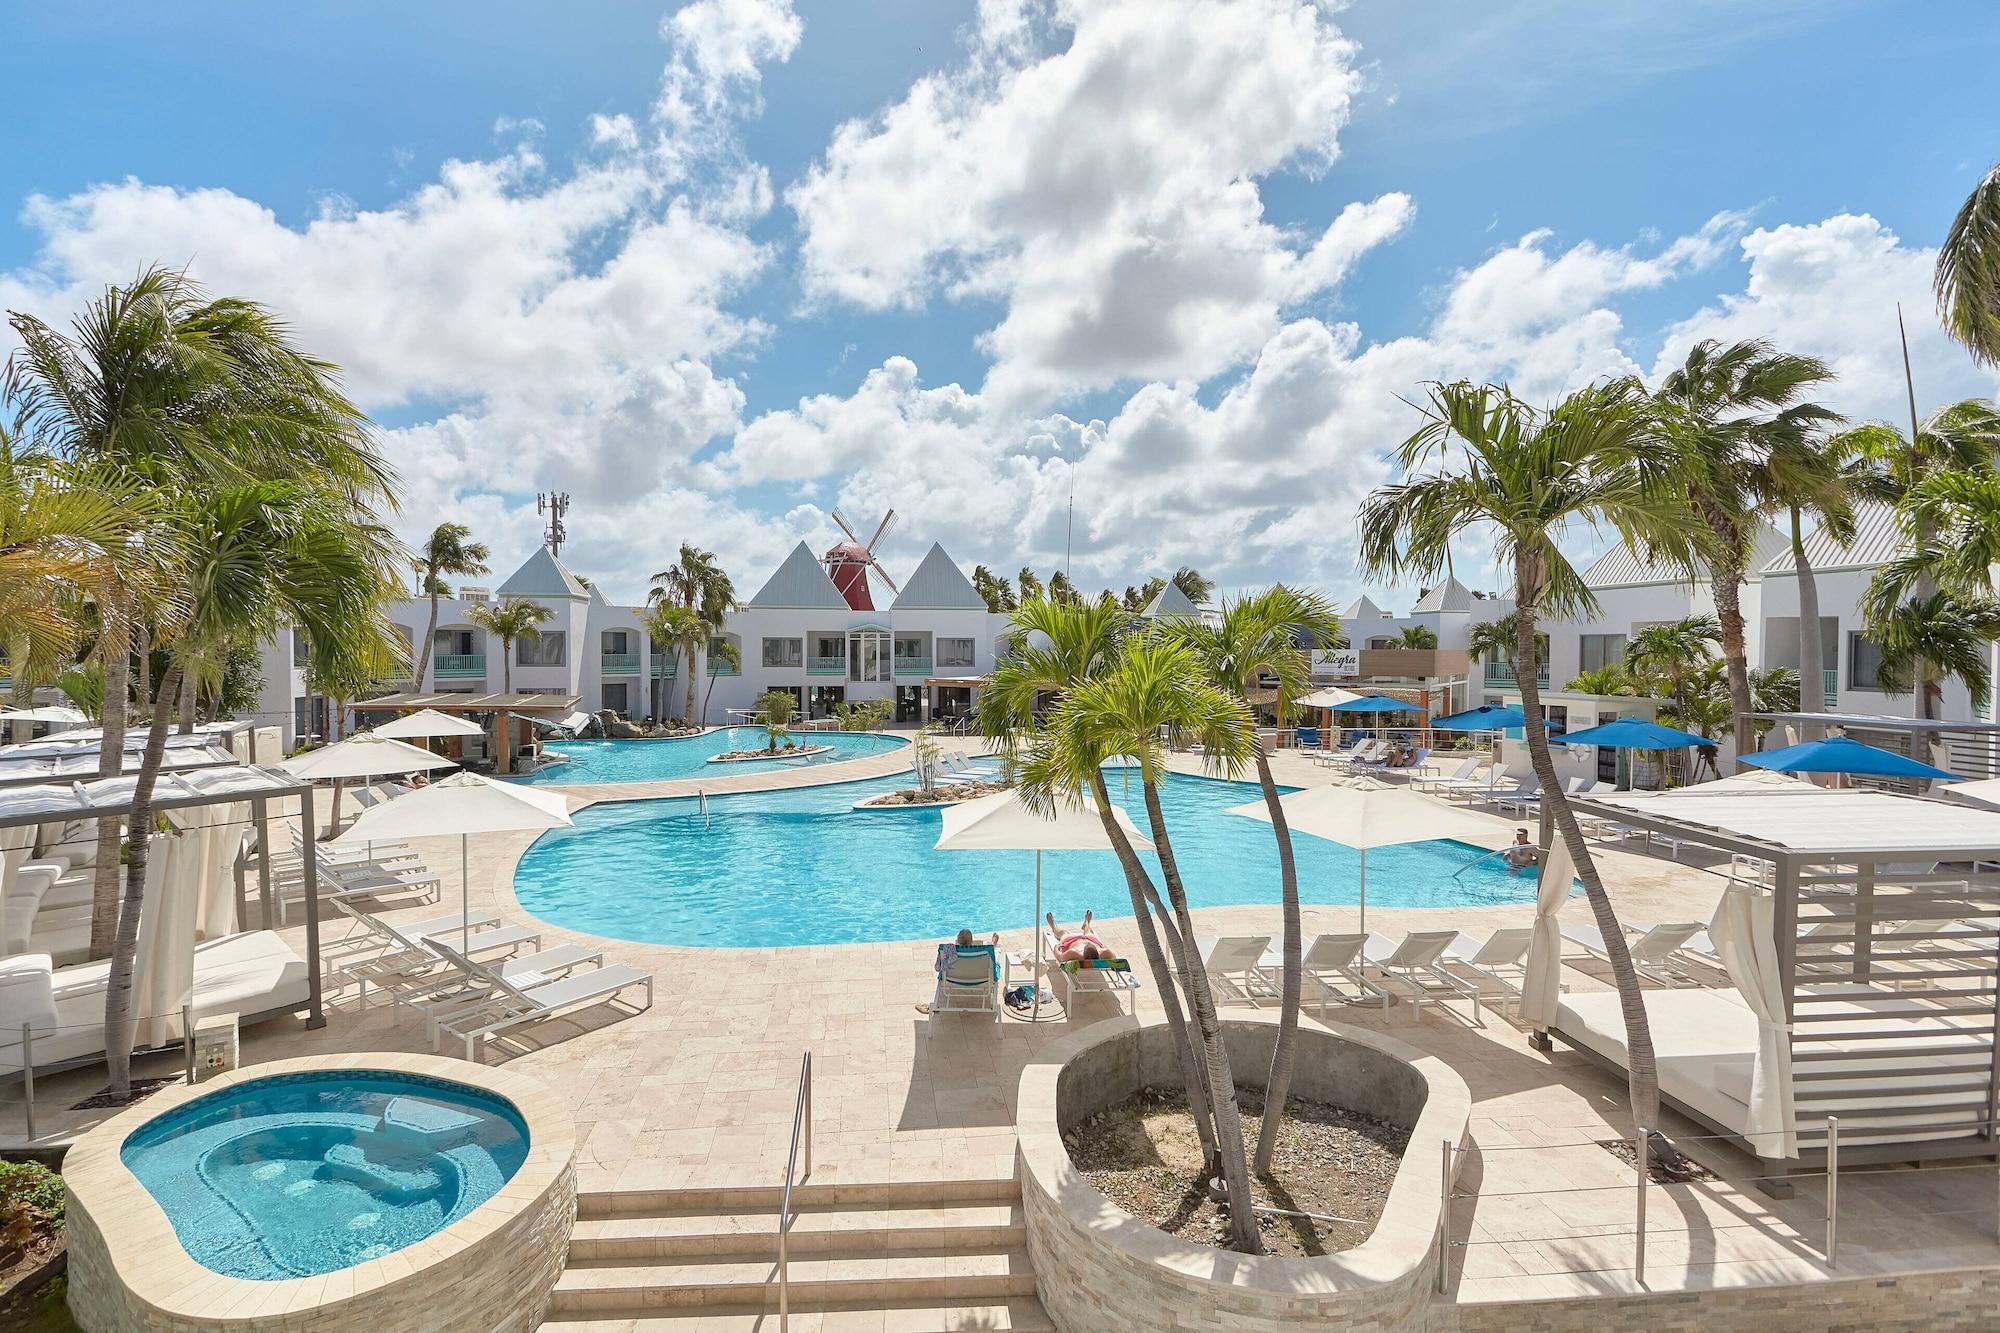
[[1017, 1012, 1470, 1333], [63, 1052, 576, 1333]]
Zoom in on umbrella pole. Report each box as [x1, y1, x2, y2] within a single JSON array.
[[1359, 849, 1367, 936], [1032, 850, 1043, 1021], [461, 833, 471, 959]]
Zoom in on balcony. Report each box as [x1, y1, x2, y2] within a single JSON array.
[[1483, 659, 1550, 689], [1823, 667, 1838, 707], [894, 655, 932, 677], [601, 651, 641, 675], [434, 653, 485, 680], [707, 657, 739, 677], [807, 655, 847, 676], [650, 653, 677, 679]]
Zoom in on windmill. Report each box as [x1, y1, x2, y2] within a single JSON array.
[[824, 509, 900, 611]]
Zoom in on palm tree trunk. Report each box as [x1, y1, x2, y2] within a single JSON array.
[[417, 587, 439, 686], [1140, 779, 1261, 1254], [1087, 772, 1218, 1158], [177, 679, 196, 734], [104, 663, 181, 1099], [684, 646, 700, 723], [1792, 505, 1827, 741], [1710, 547, 1756, 762], [1514, 598, 1666, 1144], [1251, 742, 1301, 1176], [500, 637, 512, 694], [89, 604, 132, 961]]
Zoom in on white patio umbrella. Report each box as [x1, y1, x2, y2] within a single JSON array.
[[332, 771, 573, 956], [934, 788, 1152, 1020], [0, 704, 88, 725], [1226, 781, 1511, 932], [1296, 686, 1363, 709], [367, 708, 487, 740], [283, 732, 461, 838]]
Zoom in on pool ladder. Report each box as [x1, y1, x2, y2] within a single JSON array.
[[698, 789, 710, 829], [1453, 845, 1520, 881]]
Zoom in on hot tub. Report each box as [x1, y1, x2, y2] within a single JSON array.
[[63, 1053, 576, 1332]]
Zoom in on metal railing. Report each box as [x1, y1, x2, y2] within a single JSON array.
[[1482, 659, 1550, 687], [1824, 667, 1839, 706], [433, 653, 485, 679], [707, 659, 739, 677], [806, 655, 846, 676], [893, 655, 932, 676], [777, 1050, 812, 1331], [600, 651, 641, 674], [651, 653, 677, 678]]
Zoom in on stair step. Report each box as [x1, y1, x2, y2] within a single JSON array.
[[538, 1295, 1055, 1330], [548, 1247, 1037, 1313], [577, 1174, 1019, 1219], [568, 1203, 1026, 1261]]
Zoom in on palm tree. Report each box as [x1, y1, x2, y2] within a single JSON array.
[[1625, 616, 1722, 785], [1843, 402, 2000, 621], [1018, 631, 1265, 1251], [466, 598, 552, 694], [1016, 567, 1044, 602], [1656, 339, 1837, 757], [1360, 378, 1705, 1162], [1763, 427, 1863, 730], [5, 265, 392, 960], [642, 601, 707, 723], [1868, 592, 2000, 720], [1938, 161, 2000, 368], [755, 686, 797, 752], [1395, 624, 1438, 650], [1167, 587, 1340, 1176], [412, 522, 489, 686], [1565, 664, 1635, 696], [700, 640, 739, 725], [651, 544, 736, 721], [1171, 566, 1213, 606], [971, 564, 1015, 612]]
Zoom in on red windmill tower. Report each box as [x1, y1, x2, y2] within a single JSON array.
[[824, 509, 900, 611]]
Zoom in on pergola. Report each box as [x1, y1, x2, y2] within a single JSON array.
[[0, 762, 328, 1028], [351, 691, 581, 775], [1565, 786, 2000, 1189], [0, 744, 241, 789]]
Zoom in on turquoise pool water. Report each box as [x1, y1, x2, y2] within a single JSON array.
[[512, 769, 1550, 948], [508, 728, 908, 785], [122, 1070, 530, 1280]]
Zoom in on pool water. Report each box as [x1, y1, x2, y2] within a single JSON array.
[[512, 769, 1554, 948], [508, 728, 908, 785], [122, 1070, 530, 1280]]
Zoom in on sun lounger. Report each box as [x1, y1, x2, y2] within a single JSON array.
[[1257, 932, 1384, 1010], [931, 941, 1002, 1024], [424, 936, 652, 1060], [1026, 928, 1140, 1016], [1492, 775, 1545, 817], [1444, 927, 1534, 1015], [1328, 740, 1389, 770], [413, 943, 606, 1039], [1561, 921, 1705, 987], [1183, 934, 1275, 1005], [1414, 756, 1484, 795], [1364, 930, 1480, 1019], [324, 900, 536, 994]]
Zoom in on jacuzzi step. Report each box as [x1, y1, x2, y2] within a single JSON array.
[[567, 1200, 1027, 1260], [538, 1295, 1054, 1331], [575, 1171, 1018, 1218], [547, 1245, 1037, 1312]]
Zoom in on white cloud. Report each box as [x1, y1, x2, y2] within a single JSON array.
[[788, 0, 1407, 409]]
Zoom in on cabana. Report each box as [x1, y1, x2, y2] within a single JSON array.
[[1556, 786, 2000, 1193], [0, 763, 327, 1085], [350, 691, 582, 775], [0, 744, 241, 789]]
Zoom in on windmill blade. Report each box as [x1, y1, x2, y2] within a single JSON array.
[[867, 554, 901, 594], [867, 509, 899, 551], [830, 509, 861, 543]]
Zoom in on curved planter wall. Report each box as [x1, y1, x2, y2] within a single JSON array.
[[64, 1052, 576, 1333], [1017, 1012, 1470, 1333]]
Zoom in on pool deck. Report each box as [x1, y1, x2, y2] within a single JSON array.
[[13, 741, 2000, 1323], [528, 733, 918, 807]]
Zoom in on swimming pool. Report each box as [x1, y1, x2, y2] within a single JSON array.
[[508, 728, 908, 785], [121, 1069, 530, 1280], [511, 770, 1551, 947]]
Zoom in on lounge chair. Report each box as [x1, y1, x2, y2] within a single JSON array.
[[1561, 921, 1705, 987], [1443, 928, 1534, 1015], [931, 941, 1002, 1024], [1328, 740, 1389, 770], [1491, 775, 1544, 817], [1363, 930, 1481, 1019], [1027, 927, 1140, 1016], [1258, 932, 1384, 1010], [1294, 726, 1320, 751], [1182, 934, 1275, 1005], [323, 900, 539, 995], [424, 936, 653, 1060], [1414, 756, 1484, 795], [414, 941, 608, 1040], [1358, 745, 1430, 774]]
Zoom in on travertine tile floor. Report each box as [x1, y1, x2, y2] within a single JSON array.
[[14, 743, 2000, 1308]]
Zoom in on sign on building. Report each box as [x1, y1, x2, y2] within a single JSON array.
[[1312, 648, 1360, 678]]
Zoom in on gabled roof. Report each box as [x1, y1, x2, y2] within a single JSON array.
[[1342, 594, 1386, 619], [498, 547, 590, 601], [891, 543, 987, 611], [1761, 503, 1903, 576], [1584, 524, 1786, 591], [1411, 576, 1475, 614], [748, 541, 852, 610], [1142, 580, 1200, 618]]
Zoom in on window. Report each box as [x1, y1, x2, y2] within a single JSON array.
[[850, 631, 893, 682], [812, 635, 846, 660], [517, 631, 566, 667], [893, 636, 926, 659], [762, 637, 803, 668], [1578, 633, 1627, 674], [936, 637, 975, 668], [602, 682, 629, 715], [292, 633, 311, 666], [603, 630, 631, 654], [1848, 632, 1885, 692]]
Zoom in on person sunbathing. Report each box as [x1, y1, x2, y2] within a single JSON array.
[[1046, 911, 1106, 963]]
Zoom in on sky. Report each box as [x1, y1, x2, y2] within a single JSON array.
[[4, 0, 1999, 608]]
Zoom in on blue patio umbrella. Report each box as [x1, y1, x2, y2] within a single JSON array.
[[1324, 694, 1424, 713], [1742, 734, 1958, 780], [1558, 716, 1713, 749], [1430, 703, 1525, 730]]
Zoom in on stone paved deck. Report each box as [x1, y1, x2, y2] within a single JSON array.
[[14, 742, 2000, 1320]]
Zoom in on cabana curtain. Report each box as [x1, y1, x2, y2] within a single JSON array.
[[1709, 878, 1798, 1157], [1521, 833, 1576, 1030]]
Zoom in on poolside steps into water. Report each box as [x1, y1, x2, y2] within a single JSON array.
[[542, 1172, 1049, 1330]]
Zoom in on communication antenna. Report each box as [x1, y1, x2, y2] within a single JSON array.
[[537, 491, 571, 557]]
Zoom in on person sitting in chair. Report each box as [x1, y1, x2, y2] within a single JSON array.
[[1504, 828, 1541, 870]]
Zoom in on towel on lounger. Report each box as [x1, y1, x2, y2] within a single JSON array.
[[1059, 957, 1131, 974]]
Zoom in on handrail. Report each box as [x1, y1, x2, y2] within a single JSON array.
[[698, 789, 710, 830], [1452, 845, 1524, 881], [777, 1050, 812, 1332]]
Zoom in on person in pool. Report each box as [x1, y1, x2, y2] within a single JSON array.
[[1046, 911, 1107, 963], [1503, 828, 1540, 871]]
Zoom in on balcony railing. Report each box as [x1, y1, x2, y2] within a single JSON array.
[[1823, 667, 1838, 706], [601, 651, 641, 674], [807, 655, 847, 676], [894, 655, 932, 676], [434, 653, 485, 680], [651, 653, 677, 679], [708, 658, 739, 677], [1483, 659, 1550, 688]]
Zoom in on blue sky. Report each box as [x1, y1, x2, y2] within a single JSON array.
[[4, 1, 1998, 603]]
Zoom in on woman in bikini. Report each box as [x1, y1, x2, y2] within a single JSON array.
[[1046, 911, 1106, 963]]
